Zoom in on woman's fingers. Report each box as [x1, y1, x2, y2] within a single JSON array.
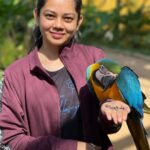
[[101, 100, 131, 124]]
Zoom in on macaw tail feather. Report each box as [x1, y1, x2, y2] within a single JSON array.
[[127, 110, 150, 150], [144, 103, 150, 114]]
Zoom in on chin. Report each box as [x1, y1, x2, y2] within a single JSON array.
[[49, 38, 71, 47]]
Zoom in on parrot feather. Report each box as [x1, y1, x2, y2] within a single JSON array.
[[116, 66, 143, 117], [96, 58, 122, 74]]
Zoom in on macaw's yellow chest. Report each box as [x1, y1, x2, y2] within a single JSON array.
[[92, 80, 124, 102]]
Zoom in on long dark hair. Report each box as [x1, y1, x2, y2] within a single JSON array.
[[30, 0, 82, 51]]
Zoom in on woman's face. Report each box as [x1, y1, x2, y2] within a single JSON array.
[[34, 0, 83, 48]]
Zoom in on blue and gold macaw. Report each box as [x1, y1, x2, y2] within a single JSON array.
[[86, 58, 150, 150]]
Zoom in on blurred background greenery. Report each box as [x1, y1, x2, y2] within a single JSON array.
[[0, 0, 150, 70]]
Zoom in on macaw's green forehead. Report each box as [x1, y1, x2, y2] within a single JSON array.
[[97, 58, 122, 74]]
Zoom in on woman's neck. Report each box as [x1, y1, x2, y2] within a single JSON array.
[[38, 43, 64, 72], [39, 43, 61, 60]]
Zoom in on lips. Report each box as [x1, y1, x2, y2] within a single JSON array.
[[50, 32, 65, 39]]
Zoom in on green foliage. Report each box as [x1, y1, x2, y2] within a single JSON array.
[[0, 0, 150, 70], [0, 70, 3, 80], [80, 1, 150, 53], [0, 38, 26, 69], [0, 0, 34, 70]]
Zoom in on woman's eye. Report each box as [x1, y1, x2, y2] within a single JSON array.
[[64, 17, 73, 22], [45, 14, 55, 19]]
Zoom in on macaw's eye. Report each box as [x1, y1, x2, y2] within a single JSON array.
[[99, 65, 108, 75]]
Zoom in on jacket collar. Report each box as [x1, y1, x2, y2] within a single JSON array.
[[28, 42, 76, 72], [28, 47, 44, 72]]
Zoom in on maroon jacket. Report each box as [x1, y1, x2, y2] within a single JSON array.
[[0, 43, 116, 150]]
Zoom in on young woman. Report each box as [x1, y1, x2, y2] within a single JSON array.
[[0, 0, 130, 149]]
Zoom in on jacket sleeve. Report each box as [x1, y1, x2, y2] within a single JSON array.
[[0, 75, 77, 150], [89, 46, 106, 62]]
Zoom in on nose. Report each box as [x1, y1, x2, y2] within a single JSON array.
[[53, 18, 64, 30]]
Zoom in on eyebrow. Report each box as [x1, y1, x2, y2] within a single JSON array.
[[44, 10, 76, 16]]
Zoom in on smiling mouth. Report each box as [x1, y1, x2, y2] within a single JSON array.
[[51, 32, 65, 39]]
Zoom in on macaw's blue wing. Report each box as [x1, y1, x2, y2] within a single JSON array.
[[116, 66, 150, 150], [116, 66, 143, 117]]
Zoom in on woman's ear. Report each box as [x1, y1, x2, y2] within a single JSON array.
[[76, 15, 83, 31], [33, 8, 39, 26]]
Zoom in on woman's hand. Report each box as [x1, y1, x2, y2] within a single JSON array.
[[77, 142, 101, 150], [100, 100, 130, 125]]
